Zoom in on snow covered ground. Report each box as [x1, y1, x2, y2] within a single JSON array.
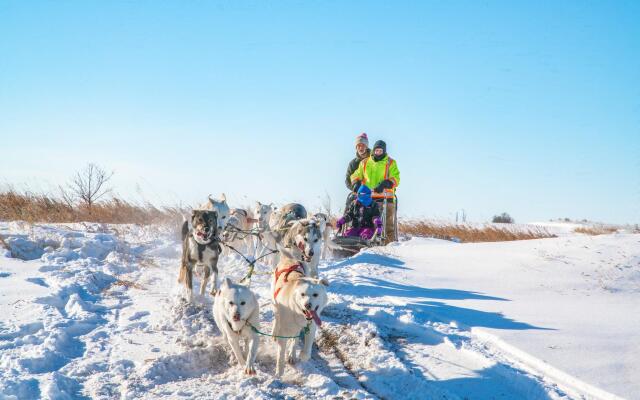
[[0, 221, 638, 399]]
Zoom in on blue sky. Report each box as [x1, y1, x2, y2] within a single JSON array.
[[1, 1, 638, 223]]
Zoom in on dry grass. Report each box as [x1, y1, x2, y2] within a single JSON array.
[[0, 189, 185, 225], [104, 279, 146, 292], [399, 220, 556, 243], [574, 226, 618, 235]]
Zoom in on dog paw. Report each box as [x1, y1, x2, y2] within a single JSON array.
[[244, 366, 256, 375], [286, 353, 297, 365], [299, 352, 311, 362]]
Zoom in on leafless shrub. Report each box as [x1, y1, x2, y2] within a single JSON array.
[[320, 191, 333, 217], [66, 163, 113, 211]]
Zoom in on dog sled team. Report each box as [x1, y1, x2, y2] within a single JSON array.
[[177, 132, 400, 377]]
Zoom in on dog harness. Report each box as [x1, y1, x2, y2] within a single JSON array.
[[273, 263, 306, 300]]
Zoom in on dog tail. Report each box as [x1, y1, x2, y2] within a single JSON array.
[[178, 263, 186, 283], [181, 220, 189, 241]]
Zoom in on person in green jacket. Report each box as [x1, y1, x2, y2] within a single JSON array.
[[350, 140, 400, 243]]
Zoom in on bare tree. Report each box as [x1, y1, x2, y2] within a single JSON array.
[[67, 163, 114, 211], [320, 190, 333, 217]]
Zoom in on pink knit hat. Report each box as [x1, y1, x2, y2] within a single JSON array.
[[354, 132, 369, 147]]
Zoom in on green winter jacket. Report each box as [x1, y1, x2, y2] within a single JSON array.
[[350, 155, 400, 199]]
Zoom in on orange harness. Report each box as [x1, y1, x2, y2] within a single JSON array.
[[273, 264, 305, 300]]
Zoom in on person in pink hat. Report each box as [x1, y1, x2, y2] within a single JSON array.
[[344, 132, 371, 209]]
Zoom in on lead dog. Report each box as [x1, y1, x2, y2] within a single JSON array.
[[179, 210, 221, 300], [213, 278, 260, 375], [271, 224, 328, 377]]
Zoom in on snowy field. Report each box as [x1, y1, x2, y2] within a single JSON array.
[[0, 221, 638, 399]]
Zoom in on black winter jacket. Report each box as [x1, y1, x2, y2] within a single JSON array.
[[343, 200, 381, 229], [344, 149, 371, 190]]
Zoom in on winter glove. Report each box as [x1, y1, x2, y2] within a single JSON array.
[[374, 179, 393, 193], [352, 181, 362, 193], [336, 217, 346, 230]]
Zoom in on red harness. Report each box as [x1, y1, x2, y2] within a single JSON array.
[[273, 264, 305, 300]]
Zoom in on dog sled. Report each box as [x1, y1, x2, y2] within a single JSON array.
[[331, 196, 398, 257]]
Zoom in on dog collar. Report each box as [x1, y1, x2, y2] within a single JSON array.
[[227, 320, 245, 335]]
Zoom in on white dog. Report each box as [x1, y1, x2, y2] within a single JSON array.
[[201, 194, 231, 231], [252, 201, 274, 232], [213, 278, 260, 375], [252, 201, 278, 263], [271, 245, 328, 377]]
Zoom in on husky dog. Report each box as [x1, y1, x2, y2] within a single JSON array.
[[179, 210, 221, 300], [221, 213, 243, 257], [260, 203, 308, 268], [201, 194, 231, 231], [213, 278, 260, 375], [281, 218, 323, 277], [230, 208, 252, 230], [311, 212, 339, 260], [252, 201, 275, 231], [270, 203, 307, 236], [252, 201, 277, 263], [222, 208, 253, 255], [271, 246, 329, 377]]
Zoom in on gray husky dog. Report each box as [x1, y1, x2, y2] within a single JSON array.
[[280, 218, 323, 276], [260, 203, 307, 267], [179, 210, 222, 300], [271, 203, 307, 236]]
